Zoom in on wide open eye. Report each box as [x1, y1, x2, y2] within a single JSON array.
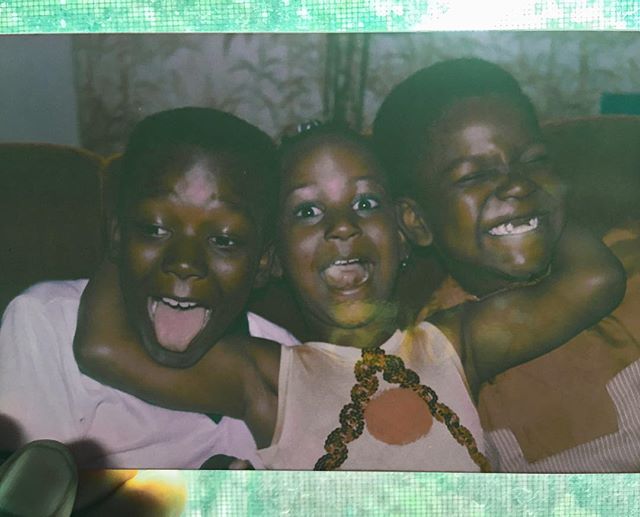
[[352, 195, 380, 212], [294, 203, 322, 219], [209, 235, 238, 248]]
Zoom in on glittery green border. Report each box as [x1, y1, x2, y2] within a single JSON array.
[[182, 470, 640, 516], [2, 1, 640, 33], [4, 1, 640, 516]]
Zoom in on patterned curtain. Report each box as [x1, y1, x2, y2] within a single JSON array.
[[323, 34, 371, 131]]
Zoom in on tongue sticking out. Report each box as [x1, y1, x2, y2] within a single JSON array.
[[153, 302, 207, 352], [323, 262, 369, 290]]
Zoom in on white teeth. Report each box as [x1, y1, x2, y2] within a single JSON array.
[[333, 258, 361, 266], [489, 217, 539, 236], [150, 299, 159, 316], [160, 296, 197, 309], [162, 296, 179, 308]]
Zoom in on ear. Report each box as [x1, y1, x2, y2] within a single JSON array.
[[108, 217, 122, 263], [254, 243, 277, 288], [396, 197, 433, 248]]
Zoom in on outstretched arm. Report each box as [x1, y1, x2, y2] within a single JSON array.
[[73, 260, 279, 421], [433, 225, 626, 393]]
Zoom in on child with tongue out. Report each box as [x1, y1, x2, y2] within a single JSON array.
[[75, 122, 624, 471], [0, 107, 298, 472]]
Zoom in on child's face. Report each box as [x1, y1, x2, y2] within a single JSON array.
[[115, 150, 265, 368], [277, 139, 403, 337], [414, 96, 565, 282]]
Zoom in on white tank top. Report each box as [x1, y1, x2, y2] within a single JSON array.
[[258, 322, 487, 471]]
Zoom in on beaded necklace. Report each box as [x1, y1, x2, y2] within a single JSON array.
[[314, 345, 491, 472]]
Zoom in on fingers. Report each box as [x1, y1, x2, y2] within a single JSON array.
[[76, 471, 186, 517], [73, 469, 138, 512], [228, 459, 255, 470], [0, 440, 78, 517]]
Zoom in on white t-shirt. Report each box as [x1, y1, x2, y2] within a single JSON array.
[[0, 280, 300, 468]]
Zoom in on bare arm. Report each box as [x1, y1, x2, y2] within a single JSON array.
[[433, 225, 626, 392], [73, 260, 280, 421]]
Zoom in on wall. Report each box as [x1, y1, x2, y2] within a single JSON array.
[[73, 34, 325, 155], [364, 32, 640, 128], [0, 35, 79, 146], [72, 32, 640, 155]]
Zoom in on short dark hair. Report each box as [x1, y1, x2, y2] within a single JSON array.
[[118, 107, 279, 234], [373, 58, 539, 195]]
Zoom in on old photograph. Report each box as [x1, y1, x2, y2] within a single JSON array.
[[1, 32, 640, 479]]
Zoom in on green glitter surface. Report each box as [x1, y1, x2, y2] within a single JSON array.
[[1, 1, 640, 32], [182, 471, 640, 516], [4, 2, 640, 516]]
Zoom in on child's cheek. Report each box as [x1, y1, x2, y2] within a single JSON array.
[[294, 235, 318, 270], [549, 180, 568, 202], [214, 256, 254, 290], [124, 241, 163, 278]]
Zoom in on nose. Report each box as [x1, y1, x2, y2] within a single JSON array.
[[495, 167, 537, 200], [324, 210, 362, 241], [162, 236, 208, 280]]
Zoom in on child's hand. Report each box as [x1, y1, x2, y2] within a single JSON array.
[[0, 440, 186, 516]]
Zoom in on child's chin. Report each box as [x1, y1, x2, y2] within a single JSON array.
[[498, 259, 551, 283]]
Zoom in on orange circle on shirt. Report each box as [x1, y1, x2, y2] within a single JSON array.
[[364, 387, 433, 445]]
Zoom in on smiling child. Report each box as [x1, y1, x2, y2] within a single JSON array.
[[0, 107, 297, 468], [109, 107, 284, 369], [75, 120, 623, 471], [373, 58, 640, 471], [374, 58, 566, 296]]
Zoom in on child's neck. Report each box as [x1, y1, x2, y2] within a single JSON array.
[[448, 266, 514, 298], [304, 302, 400, 349], [329, 325, 397, 350]]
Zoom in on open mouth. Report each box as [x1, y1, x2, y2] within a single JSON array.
[[321, 258, 371, 292], [488, 216, 540, 237], [148, 296, 212, 353]]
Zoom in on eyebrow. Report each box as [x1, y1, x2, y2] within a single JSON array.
[[441, 153, 500, 176]]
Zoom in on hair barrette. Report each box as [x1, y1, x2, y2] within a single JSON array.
[[296, 120, 322, 134]]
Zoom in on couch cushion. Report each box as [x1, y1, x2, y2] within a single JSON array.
[[0, 143, 105, 316], [542, 115, 640, 236]]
